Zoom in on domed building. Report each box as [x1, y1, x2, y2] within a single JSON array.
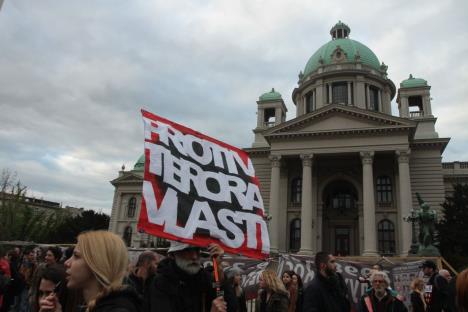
[[109, 22, 468, 254]]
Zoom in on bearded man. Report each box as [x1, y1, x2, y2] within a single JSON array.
[[358, 271, 407, 312], [144, 241, 229, 312], [303, 252, 352, 312]]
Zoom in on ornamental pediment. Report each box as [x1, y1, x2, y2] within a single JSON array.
[[110, 171, 143, 186], [263, 104, 416, 137]]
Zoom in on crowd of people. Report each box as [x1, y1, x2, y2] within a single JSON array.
[[0, 231, 468, 312]]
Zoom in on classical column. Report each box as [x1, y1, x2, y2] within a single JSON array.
[[400, 96, 409, 118], [378, 89, 382, 111], [424, 95, 432, 116], [316, 80, 324, 108], [299, 154, 314, 254], [366, 84, 371, 109], [328, 84, 332, 104], [269, 155, 282, 253], [275, 108, 282, 125], [347, 82, 352, 105], [397, 150, 412, 256], [360, 151, 378, 256]]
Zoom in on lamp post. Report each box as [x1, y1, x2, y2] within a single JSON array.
[[403, 209, 419, 255]]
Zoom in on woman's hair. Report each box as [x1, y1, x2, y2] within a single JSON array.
[[77, 231, 129, 311], [31, 264, 66, 312], [225, 268, 242, 286], [410, 278, 424, 291], [262, 270, 287, 294], [292, 272, 303, 288], [47, 246, 63, 262], [456, 268, 468, 312]]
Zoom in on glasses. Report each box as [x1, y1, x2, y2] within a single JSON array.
[[373, 280, 385, 284]]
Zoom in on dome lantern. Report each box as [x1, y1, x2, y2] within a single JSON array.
[[330, 20, 351, 39]]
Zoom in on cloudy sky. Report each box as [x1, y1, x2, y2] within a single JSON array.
[[1, 0, 467, 214]]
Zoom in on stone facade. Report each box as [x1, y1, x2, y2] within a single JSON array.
[[108, 22, 468, 253]]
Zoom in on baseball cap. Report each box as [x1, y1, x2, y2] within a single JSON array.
[[167, 241, 200, 253], [419, 260, 437, 270]]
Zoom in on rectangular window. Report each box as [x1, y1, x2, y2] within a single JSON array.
[[369, 87, 379, 111], [332, 82, 348, 104]]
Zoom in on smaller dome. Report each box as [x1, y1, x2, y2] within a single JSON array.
[[259, 88, 282, 102], [330, 20, 351, 39], [400, 74, 428, 88], [133, 154, 145, 171]]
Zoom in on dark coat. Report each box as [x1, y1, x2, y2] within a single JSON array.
[[358, 289, 407, 312], [410, 291, 425, 312], [90, 287, 141, 312], [124, 271, 154, 298], [255, 289, 289, 312], [144, 258, 235, 312], [302, 272, 351, 312], [426, 273, 449, 312]]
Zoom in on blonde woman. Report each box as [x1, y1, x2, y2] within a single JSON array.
[[256, 270, 289, 312], [410, 278, 426, 312], [39, 231, 141, 312]]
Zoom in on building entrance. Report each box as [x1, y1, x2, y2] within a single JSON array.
[[322, 179, 360, 255]]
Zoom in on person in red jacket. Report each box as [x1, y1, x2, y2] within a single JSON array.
[[0, 248, 11, 310]]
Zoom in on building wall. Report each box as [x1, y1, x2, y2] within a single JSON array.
[[409, 149, 446, 215]]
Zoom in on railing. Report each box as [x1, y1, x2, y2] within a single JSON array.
[[442, 163, 454, 169], [409, 110, 424, 117], [263, 121, 276, 128]]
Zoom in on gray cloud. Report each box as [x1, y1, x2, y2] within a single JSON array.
[[1, 0, 467, 213]]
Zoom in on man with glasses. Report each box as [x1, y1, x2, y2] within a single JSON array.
[[358, 271, 407, 312]]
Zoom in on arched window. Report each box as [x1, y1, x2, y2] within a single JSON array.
[[123, 226, 132, 247], [289, 218, 301, 252], [127, 197, 137, 218], [378, 220, 395, 255], [376, 176, 392, 203], [291, 178, 302, 203]]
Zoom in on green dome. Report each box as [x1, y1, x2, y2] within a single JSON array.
[[259, 88, 282, 102], [133, 154, 145, 171], [303, 38, 381, 77], [400, 74, 428, 88]]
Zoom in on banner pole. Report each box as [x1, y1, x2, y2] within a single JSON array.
[[212, 256, 223, 297]]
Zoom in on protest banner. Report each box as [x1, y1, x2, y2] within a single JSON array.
[[137, 110, 270, 259], [217, 254, 425, 307]]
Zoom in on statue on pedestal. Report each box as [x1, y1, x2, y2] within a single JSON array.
[[415, 193, 440, 256]]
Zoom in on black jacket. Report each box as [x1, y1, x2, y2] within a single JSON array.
[[88, 287, 141, 312], [255, 289, 289, 312], [302, 272, 351, 312], [358, 289, 407, 312], [144, 258, 234, 312], [426, 273, 449, 312], [124, 271, 154, 298], [410, 291, 425, 312]]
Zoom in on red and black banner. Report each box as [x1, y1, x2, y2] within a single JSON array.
[[138, 110, 270, 259]]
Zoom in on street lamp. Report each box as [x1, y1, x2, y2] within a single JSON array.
[[403, 209, 419, 255]]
